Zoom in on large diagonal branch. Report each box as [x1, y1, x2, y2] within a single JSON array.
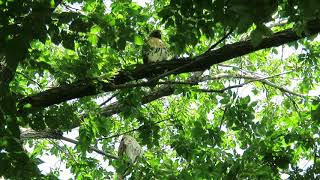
[[18, 20, 320, 113]]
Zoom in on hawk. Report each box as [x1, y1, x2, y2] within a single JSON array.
[[118, 135, 143, 164], [142, 30, 169, 64]]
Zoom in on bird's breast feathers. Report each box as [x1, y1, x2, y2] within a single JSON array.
[[146, 37, 169, 63]]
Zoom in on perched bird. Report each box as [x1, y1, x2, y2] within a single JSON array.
[[117, 135, 143, 179], [118, 135, 143, 164], [142, 30, 169, 64]]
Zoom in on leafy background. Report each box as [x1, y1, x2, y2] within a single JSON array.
[[0, 0, 320, 179]]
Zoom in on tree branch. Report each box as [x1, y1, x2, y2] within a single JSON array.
[[20, 128, 118, 159], [17, 20, 320, 113], [198, 72, 308, 97]]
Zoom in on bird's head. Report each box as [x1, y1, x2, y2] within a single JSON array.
[[149, 30, 162, 39]]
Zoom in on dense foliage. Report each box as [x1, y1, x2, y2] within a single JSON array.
[[1, 0, 320, 179]]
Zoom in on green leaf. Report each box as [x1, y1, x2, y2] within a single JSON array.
[[23, 103, 32, 109], [311, 104, 320, 121], [220, 97, 230, 104], [134, 35, 144, 46]]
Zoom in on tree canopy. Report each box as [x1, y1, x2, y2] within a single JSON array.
[[1, 0, 320, 179]]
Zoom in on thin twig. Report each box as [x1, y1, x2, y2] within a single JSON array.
[[217, 64, 264, 77], [314, 146, 318, 171], [62, 2, 81, 11], [16, 71, 43, 89], [196, 71, 308, 98], [49, 139, 74, 160], [284, 93, 302, 120], [204, 28, 234, 54], [259, 79, 306, 98], [219, 107, 228, 130], [99, 92, 119, 107], [60, 136, 118, 159]]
